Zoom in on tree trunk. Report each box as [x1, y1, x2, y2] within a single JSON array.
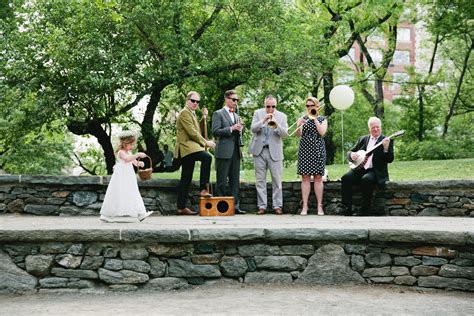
[[442, 40, 472, 136], [68, 120, 115, 174], [322, 72, 336, 165], [142, 82, 168, 168]]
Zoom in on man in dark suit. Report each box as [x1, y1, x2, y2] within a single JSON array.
[[341, 117, 394, 216], [174, 91, 216, 215], [211, 90, 245, 214]]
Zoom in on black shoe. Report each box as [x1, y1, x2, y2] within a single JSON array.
[[352, 208, 370, 216], [343, 206, 352, 216], [234, 209, 246, 215]]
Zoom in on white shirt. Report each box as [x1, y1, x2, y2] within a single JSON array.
[[364, 136, 378, 169]]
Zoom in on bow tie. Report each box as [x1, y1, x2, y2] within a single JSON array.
[[229, 108, 234, 113]]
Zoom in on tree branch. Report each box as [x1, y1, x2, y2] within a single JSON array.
[[192, 0, 224, 43]]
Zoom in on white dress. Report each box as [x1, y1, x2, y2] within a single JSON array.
[[100, 151, 147, 218]]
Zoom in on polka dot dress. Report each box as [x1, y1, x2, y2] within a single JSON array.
[[297, 115, 326, 175]]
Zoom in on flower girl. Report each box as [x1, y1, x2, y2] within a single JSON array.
[[100, 131, 153, 223]]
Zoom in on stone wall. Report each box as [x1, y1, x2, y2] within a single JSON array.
[[1, 240, 473, 294], [0, 176, 473, 216]]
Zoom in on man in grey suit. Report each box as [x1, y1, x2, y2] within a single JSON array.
[[249, 95, 288, 215], [212, 90, 246, 214]]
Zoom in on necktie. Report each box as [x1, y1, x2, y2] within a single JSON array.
[[229, 108, 234, 113]]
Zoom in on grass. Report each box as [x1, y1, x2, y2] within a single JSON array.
[[154, 158, 474, 182]]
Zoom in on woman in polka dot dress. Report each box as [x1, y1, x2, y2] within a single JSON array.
[[296, 97, 328, 216]]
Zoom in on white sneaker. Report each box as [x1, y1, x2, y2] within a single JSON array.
[[100, 215, 115, 223], [138, 211, 154, 222]]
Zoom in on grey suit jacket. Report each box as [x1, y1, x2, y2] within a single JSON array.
[[248, 108, 288, 161], [212, 108, 242, 159]]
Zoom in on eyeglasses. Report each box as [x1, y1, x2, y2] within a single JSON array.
[[228, 98, 239, 102], [266, 105, 276, 108], [189, 99, 200, 104], [306, 104, 315, 107]]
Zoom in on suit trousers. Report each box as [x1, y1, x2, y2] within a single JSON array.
[[341, 168, 377, 211], [253, 147, 283, 210], [215, 145, 241, 210], [177, 151, 212, 209]]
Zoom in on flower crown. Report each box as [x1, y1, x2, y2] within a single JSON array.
[[118, 130, 137, 139]]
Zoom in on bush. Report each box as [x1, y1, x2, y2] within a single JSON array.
[[397, 138, 474, 161]]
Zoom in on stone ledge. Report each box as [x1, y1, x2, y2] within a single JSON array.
[[1, 227, 471, 245]]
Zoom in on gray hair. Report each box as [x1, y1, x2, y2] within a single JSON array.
[[367, 117, 381, 127], [264, 95, 277, 103]]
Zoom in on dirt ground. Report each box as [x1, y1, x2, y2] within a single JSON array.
[[1, 283, 473, 315]]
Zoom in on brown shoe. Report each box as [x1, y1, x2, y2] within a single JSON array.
[[177, 208, 198, 215], [199, 189, 212, 198], [257, 208, 265, 215], [274, 208, 282, 215]]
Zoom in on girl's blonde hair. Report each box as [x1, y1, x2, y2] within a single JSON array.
[[115, 131, 137, 153]]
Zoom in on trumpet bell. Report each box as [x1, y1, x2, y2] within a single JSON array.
[[307, 106, 318, 119], [267, 119, 277, 129]]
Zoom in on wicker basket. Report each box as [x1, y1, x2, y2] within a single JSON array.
[[137, 156, 153, 181]]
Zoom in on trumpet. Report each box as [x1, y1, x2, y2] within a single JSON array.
[[267, 114, 277, 129], [287, 104, 325, 136]]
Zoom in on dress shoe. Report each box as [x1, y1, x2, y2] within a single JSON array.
[[234, 209, 246, 215], [274, 208, 282, 215], [177, 208, 198, 215], [300, 208, 308, 216], [257, 208, 265, 215], [199, 189, 212, 198]]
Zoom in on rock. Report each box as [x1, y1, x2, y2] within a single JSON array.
[[391, 266, 409, 276], [145, 277, 190, 290], [238, 244, 279, 256], [439, 264, 474, 280], [297, 244, 365, 285], [362, 267, 391, 277], [120, 246, 148, 260], [413, 246, 457, 258], [25, 255, 54, 277], [191, 254, 221, 264], [279, 245, 315, 256], [351, 255, 365, 273], [71, 191, 97, 206], [39, 277, 68, 288], [394, 276, 417, 285], [219, 256, 248, 277], [244, 271, 292, 284], [168, 259, 221, 278], [422, 256, 449, 266], [123, 260, 151, 274], [411, 265, 439, 276], [365, 253, 392, 267], [393, 256, 421, 267], [98, 268, 149, 284], [55, 254, 83, 268], [418, 207, 439, 216], [149, 257, 166, 277], [254, 256, 307, 271], [370, 277, 394, 283], [51, 268, 98, 279], [7, 199, 24, 213], [0, 249, 37, 294], [418, 276, 474, 291], [147, 244, 193, 257], [24, 205, 58, 215], [80, 256, 104, 270]]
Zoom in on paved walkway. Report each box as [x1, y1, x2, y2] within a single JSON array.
[[1, 214, 473, 232], [1, 283, 473, 315]]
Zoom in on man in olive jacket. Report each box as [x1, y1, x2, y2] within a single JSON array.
[[174, 91, 216, 215]]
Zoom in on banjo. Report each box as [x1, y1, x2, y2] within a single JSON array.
[[348, 130, 405, 170]]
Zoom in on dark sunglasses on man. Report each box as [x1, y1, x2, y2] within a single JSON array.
[[266, 105, 276, 108], [189, 99, 200, 104], [228, 98, 239, 103]]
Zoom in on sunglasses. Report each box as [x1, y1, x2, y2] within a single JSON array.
[[228, 98, 239, 102], [266, 105, 276, 108], [306, 104, 315, 107], [189, 99, 200, 104]]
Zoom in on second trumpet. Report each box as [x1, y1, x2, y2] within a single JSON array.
[[267, 114, 277, 129]]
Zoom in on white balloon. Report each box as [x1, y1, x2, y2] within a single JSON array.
[[329, 85, 355, 110]]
